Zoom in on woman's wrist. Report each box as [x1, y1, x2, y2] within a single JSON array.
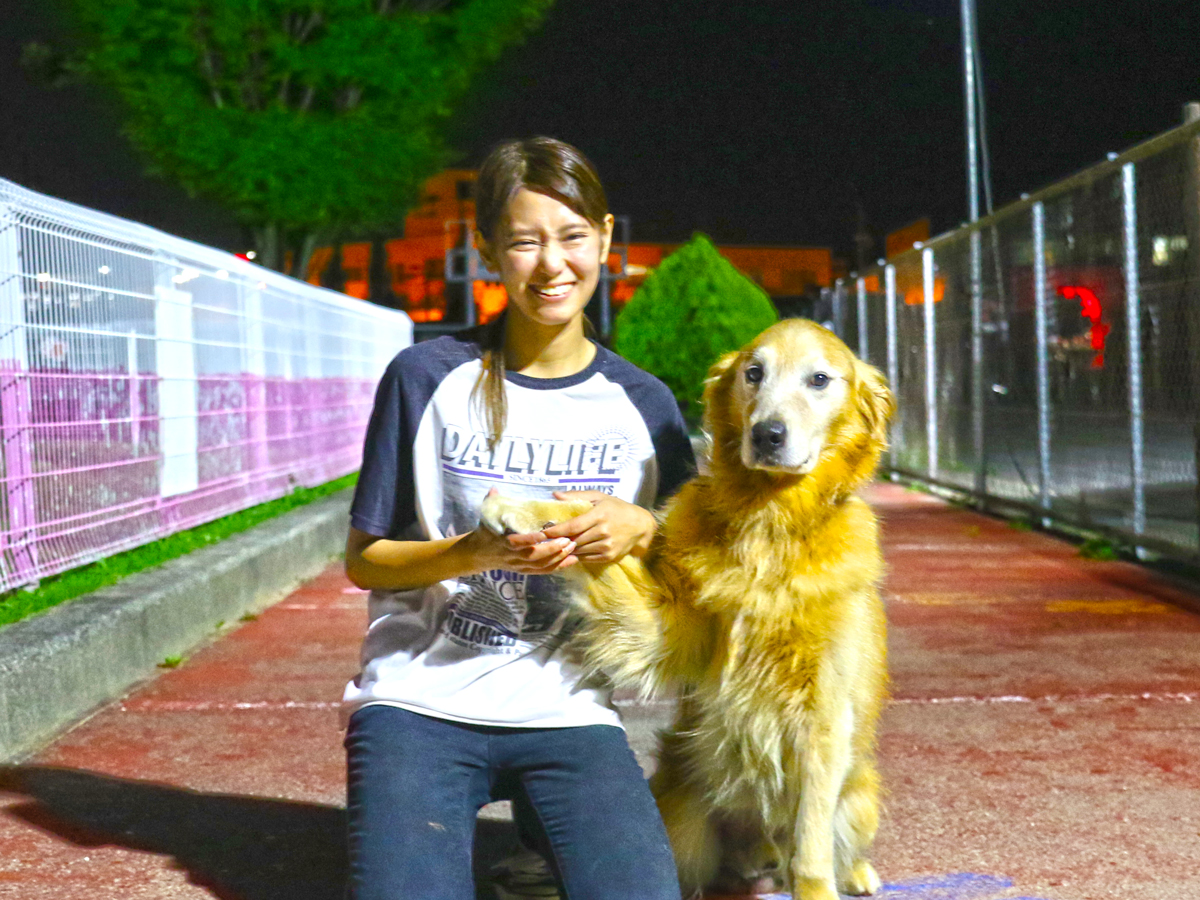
[[631, 505, 658, 556], [448, 530, 491, 578]]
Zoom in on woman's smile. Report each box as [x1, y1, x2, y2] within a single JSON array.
[[530, 281, 577, 302]]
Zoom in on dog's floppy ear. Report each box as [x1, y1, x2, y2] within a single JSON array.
[[853, 359, 895, 445], [704, 350, 741, 393], [702, 350, 742, 410], [701, 350, 743, 438]]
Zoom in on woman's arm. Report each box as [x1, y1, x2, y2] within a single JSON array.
[[345, 525, 578, 592]]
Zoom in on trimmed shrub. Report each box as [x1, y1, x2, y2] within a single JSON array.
[[614, 233, 778, 424]]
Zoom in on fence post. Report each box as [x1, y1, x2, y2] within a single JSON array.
[[241, 284, 269, 495], [303, 294, 323, 470], [923, 246, 938, 477], [856, 275, 868, 360], [970, 228, 986, 501], [832, 278, 845, 340], [1122, 163, 1146, 545], [154, 263, 200, 498], [1032, 202, 1052, 524], [281, 323, 295, 462], [0, 200, 38, 587], [885, 264, 898, 394], [884, 264, 899, 476], [127, 331, 140, 458]]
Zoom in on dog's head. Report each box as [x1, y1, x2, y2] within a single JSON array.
[[702, 319, 894, 491]]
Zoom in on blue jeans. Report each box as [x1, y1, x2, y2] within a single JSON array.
[[345, 704, 680, 900]]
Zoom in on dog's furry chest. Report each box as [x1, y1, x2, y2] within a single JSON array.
[[667, 541, 878, 806], [679, 682, 807, 817], [674, 606, 830, 811]]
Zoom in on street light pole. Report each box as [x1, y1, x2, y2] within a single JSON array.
[[961, 0, 981, 224], [962, 0, 988, 502]]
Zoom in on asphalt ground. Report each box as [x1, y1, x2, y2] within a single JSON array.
[[1, 482, 1198, 899]]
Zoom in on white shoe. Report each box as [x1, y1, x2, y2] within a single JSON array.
[[489, 846, 561, 899]]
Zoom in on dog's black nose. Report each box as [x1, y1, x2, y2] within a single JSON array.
[[751, 420, 787, 453]]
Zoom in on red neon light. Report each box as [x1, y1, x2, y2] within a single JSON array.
[[1059, 285, 1101, 320], [1057, 285, 1108, 369]]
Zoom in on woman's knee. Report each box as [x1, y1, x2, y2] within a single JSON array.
[[344, 706, 490, 899], [515, 726, 679, 899]]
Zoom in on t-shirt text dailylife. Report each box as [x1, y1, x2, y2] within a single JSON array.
[[344, 334, 694, 729]]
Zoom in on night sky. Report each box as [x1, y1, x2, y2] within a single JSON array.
[[4, 0, 1200, 262]]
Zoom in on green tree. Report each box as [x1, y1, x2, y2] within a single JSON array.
[[32, 0, 552, 275], [614, 234, 778, 424]]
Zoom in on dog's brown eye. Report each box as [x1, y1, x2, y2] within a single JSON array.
[[809, 372, 830, 389], [745, 364, 764, 385]]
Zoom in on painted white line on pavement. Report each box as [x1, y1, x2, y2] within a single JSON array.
[[119, 699, 341, 711], [891, 691, 1198, 706], [274, 602, 365, 610]]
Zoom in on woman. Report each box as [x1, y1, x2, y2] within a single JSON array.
[[343, 137, 694, 899]]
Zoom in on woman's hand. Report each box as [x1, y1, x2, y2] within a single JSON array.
[[346, 512, 577, 592], [456, 524, 578, 575], [344, 491, 653, 592], [539, 491, 657, 564]]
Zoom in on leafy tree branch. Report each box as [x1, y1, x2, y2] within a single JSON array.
[[31, 0, 554, 278]]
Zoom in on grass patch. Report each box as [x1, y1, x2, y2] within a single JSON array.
[[1079, 537, 1120, 561], [0, 473, 357, 629]]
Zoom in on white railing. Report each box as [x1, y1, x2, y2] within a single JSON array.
[[0, 178, 412, 593]]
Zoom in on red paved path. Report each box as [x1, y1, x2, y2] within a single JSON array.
[[2, 483, 1199, 899]]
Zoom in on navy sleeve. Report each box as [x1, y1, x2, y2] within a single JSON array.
[[595, 348, 696, 502], [651, 401, 697, 502], [350, 335, 481, 539], [350, 356, 416, 539]]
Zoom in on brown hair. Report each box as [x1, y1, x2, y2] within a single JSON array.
[[471, 137, 609, 449]]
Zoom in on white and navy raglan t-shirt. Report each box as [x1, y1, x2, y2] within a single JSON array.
[[343, 333, 695, 729]]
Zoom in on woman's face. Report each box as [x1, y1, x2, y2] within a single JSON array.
[[479, 188, 614, 329]]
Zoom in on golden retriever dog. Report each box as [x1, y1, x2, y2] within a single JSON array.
[[481, 319, 894, 900]]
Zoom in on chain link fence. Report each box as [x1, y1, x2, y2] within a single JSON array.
[[0, 179, 412, 594], [840, 117, 1200, 561]]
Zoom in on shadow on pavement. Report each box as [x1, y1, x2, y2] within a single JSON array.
[[0, 765, 517, 900]]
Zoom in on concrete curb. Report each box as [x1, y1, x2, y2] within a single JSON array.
[[0, 489, 352, 762]]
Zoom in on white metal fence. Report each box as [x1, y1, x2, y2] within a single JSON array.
[[830, 117, 1200, 561], [0, 178, 412, 594]]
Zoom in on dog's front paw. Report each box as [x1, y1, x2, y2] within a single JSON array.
[[478, 493, 590, 536], [840, 860, 881, 896], [479, 493, 528, 536], [792, 875, 840, 900]]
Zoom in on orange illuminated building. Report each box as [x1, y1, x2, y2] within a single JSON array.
[[610, 244, 832, 306], [308, 170, 834, 323], [876, 218, 943, 304], [885, 218, 930, 259]]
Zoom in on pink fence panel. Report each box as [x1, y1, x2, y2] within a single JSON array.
[[0, 179, 411, 593]]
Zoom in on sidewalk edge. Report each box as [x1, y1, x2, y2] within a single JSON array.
[[0, 489, 352, 762]]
